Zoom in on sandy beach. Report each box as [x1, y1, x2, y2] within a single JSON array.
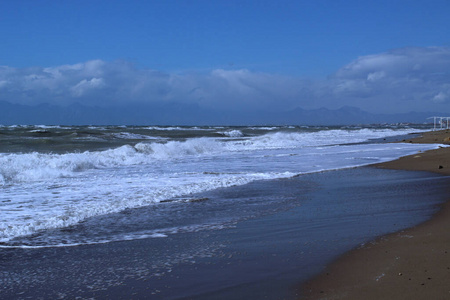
[[302, 129, 450, 299]]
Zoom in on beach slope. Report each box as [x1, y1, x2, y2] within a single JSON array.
[[302, 129, 450, 300]]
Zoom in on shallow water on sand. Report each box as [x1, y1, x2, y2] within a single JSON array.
[[1, 167, 449, 299]]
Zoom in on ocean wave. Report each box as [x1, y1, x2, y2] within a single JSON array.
[[218, 130, 244, 137], [0, 138, 227, 184], [144, 126, 215, 131], [110, 132, 159, 140], [0, 128, 426, 184]]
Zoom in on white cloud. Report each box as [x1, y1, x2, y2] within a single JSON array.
[[432, 91, 449, 103], [328, 47, 450, 112], [334, 47, 450, 80], [367, 71, 385, 82], [71, 77, 105, 97], [0, 46, 449, 114]]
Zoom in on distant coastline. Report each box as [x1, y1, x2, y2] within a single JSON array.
[[0, 100, 448, 126]]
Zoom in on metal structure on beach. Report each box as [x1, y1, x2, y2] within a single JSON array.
[[428, 116, 450, 130]]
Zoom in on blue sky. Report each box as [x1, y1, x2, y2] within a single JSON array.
[[1, 0, 450, 118]]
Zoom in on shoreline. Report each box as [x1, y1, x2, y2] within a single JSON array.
[[301, 129, 450, 299], [6, 167, 446, 299], [3, 128, 449, 299]]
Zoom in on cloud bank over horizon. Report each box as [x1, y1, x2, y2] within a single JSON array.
[[1, 46, 449, 115]]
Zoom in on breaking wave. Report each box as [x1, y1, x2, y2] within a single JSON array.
[[0, 128, 425, 185]]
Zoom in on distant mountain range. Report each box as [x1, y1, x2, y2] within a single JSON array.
[[0, 101, 445, 126]]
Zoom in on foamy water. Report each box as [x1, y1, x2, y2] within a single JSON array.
[[0, 125, 442, 247]]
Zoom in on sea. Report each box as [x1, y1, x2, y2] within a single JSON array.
[[0, 124, 440, 247], [1, 124, 449, 299]]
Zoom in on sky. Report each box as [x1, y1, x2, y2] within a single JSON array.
[[1, 0, 450, 120]]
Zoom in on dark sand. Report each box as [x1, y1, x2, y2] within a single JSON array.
[[302, 129, 450, 299]]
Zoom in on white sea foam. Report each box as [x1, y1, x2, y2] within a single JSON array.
[[110, 132, 159, 139], [219, 130, 244, 137], [0, 171, 293, 242], [0, 128, 430, 185], [145, 126, 215, 131]]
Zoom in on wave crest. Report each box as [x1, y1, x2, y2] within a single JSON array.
[[0, 128, 423, 184]]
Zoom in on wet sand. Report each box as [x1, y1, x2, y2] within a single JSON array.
[[302, 129, 450, 299]]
